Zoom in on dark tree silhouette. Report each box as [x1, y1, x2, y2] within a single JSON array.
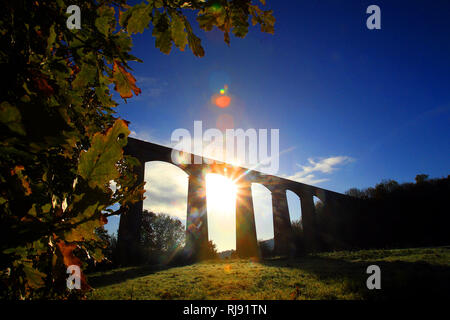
[[139, 210, 185, 265], [307, 175, 450, 253]]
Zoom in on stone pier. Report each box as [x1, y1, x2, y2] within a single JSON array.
[[185, 169, 209, 260], [271, 188, 294, 256], [235, 180, 259, 258]]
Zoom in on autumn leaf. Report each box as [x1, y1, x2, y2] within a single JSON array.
[[57, 241, 78, 265], [34, 75, 54, 96], [10, 165, 32, 195], [57, 241, 90, 290], [112, 61, 141, 99]]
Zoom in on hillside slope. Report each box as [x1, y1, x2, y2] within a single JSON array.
[[87, 247, 450, 300]]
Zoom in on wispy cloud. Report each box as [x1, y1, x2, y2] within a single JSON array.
[[134, 76, 167, 99], [284, 156, 354, 185]]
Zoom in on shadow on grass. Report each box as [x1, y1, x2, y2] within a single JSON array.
[[261, 256, 450, 300], [88, 264, 173, 288]]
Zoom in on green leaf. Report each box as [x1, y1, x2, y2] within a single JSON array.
[[123, 3, 152, 34], [95, 85, 116, 109], [72, 61, 97, 90], [231, 7, 249, 38], [90, 247, 104, 261], [64, 211, 102, 242], [114, 32, 133, 52], [95, 5, 116, 37], [77, 119, 130, 189], [46, 24, 57, 53], [23, 262, 45, 289], [261, 10, 275, 34], [0, 102, 25, 135], [153, 0, 164, 9], [249, 5, 275, 34], [183, 17, 205, 57], [152, 10, 172, 54], [171, 13, 187, 51], [197, 13, 217, 32]]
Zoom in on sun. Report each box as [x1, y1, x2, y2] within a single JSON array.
[[206, 174, 238, 210], [205, 174, 238, 251]]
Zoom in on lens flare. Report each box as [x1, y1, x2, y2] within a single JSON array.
[[224, 264, 232, 273], [220, 84, 229, 95], [216, 113, 234, 131], [215, 95, 231, 108], [212, 85, 231, 108]]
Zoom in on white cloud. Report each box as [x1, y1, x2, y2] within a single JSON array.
[[143, 162, 189, 223], [284, 156, 354, 185]]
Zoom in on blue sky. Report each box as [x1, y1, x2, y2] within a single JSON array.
[[106, 1, 450, 250]]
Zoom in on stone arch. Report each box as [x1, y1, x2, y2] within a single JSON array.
[[251, 183, 274, 244], [286, 190, 302, 224], [313, 189, 327, 206], [143, 161, 189, 221]]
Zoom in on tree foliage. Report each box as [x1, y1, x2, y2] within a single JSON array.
[[140, 210, 185, 264], [119, 0, 275, 56], [0, 0, 275, 298], [199, 240, 219, 260]]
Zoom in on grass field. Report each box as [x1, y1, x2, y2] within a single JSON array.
[[87, 246, 450, 300]]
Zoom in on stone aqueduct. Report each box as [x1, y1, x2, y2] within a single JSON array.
[[117, 138, 353, 263]]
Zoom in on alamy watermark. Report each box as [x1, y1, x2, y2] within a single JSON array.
[[66, 265, 81, 290], [366, 5, 381, 30], [66, 5, 81, 30], [366, 265, 381, 289], [65, 4, 381, 31], [170, 121, 280, 175]]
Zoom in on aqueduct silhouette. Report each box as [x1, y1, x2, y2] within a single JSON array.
[[117, 138, 354, 263]]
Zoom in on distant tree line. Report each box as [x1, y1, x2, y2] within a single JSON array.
[[291, 174, 450, 254]]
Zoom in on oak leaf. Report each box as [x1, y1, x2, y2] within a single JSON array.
[[112, 61, 141, 99], [77, 119, 130, 189]]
